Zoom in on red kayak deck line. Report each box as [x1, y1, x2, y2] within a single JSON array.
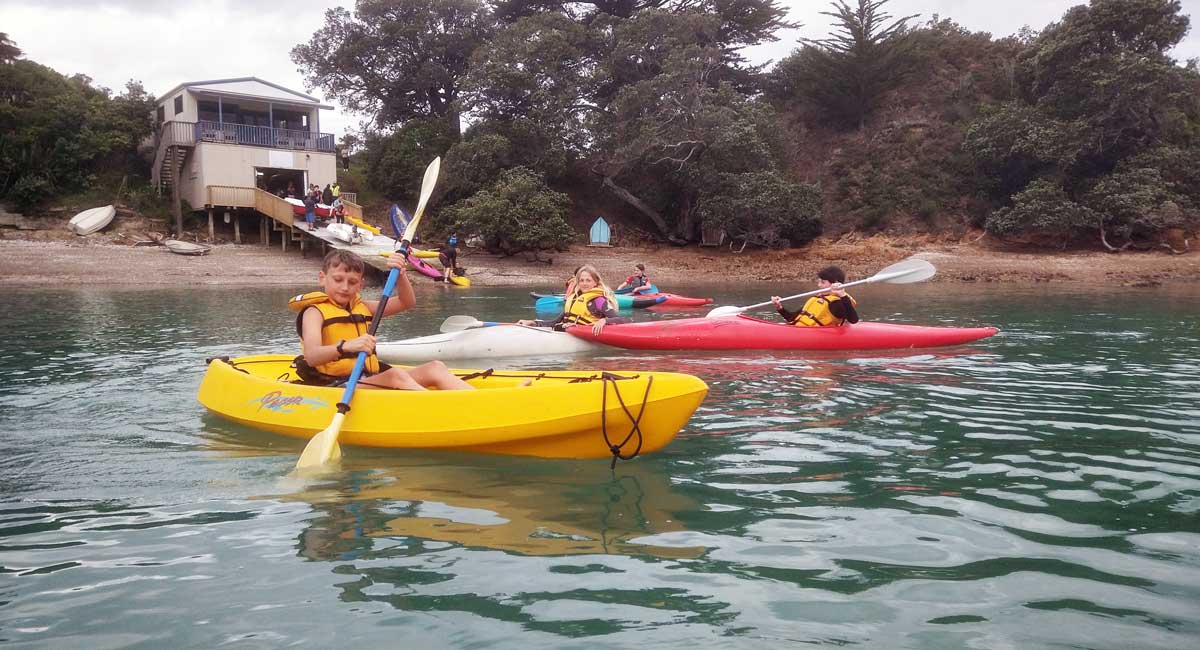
[[637, 292, 713, 306], [567, 315, 999, 351]]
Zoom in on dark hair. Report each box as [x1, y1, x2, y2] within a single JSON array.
[[635, 263, 645, 271], [817, 266, 845, 283], [322, 249, 365, 274]]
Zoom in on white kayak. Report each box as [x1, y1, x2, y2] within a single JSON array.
[[326, 222, 375, 244], [377, 325, 605, 363], [68, 205, 116, 235]]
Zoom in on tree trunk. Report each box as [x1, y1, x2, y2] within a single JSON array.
[[596, 174, 686, 244], [675, 193, 699, 243]]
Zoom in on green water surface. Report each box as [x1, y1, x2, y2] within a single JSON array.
[[0, 282, 1197, 649]]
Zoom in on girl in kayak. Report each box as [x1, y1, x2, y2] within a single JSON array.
[[616, 263, 653, 294], [563, 265, 583, 295], [771, 265, 860, 327], [290, 249, 474, 390], [519, 265, 622, 334]]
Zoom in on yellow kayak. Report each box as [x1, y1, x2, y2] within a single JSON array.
[[197, 355, 707, 459], [410, 248, 440, 259], [346, 215, 380, 235]]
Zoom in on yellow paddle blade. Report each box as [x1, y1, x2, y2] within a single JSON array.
[[295, 412, 346, 470]]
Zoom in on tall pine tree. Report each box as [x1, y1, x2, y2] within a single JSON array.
[[770, 0, 918, 129]]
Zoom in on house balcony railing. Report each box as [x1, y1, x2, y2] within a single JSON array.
[[194, 120, 335, 153]]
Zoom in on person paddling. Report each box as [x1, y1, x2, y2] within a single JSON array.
[[291, 249, 474, 390], [771, 265, 860, 327], [519, 265, 622, 334], [616, 263, 653, 294]]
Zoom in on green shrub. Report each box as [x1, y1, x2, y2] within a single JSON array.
[[441, 167, 575, 255]]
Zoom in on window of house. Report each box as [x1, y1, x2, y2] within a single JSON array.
[[156, 106, 164, 125], [197, 101, 219, 123], [174, 95, 183, 115]]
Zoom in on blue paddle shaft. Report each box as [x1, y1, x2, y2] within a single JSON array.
[[335, 258, 404, 407]]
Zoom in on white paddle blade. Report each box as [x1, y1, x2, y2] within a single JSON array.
[[705, 305, 745, 318], [295, 412, 346, 470], [440, 315, 483, 333], [402, 157, 441, 243], [873, 258, 937, 284]]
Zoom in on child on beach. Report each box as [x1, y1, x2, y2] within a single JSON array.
[[519, 265, 622, 334], [290, 249, 474, 390], [771, 265, 860, 327]]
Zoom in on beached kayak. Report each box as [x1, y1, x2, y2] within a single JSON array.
[[532, 292, 668, 311], [197, 355, 707, 459], [377, 325, 606, 362], [566, 315, 999, 350]]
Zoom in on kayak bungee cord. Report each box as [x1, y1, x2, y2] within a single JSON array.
[[600, 372, 653, 468]]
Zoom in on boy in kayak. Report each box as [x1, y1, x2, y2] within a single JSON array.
[[291, 249, 474, 390], [616, 263, 653, 294], [519, 265, 622, 334], [771, 265, 859, 327]]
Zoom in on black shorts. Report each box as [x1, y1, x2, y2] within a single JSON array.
[[293, 355, 392, 386]]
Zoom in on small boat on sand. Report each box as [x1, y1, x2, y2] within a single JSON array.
[[164, 239, 212, 256], [68, 205, 116, 236]]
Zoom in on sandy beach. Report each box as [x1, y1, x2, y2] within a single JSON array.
[[2, 232, 1197, 289]]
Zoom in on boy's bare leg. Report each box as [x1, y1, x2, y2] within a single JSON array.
[[408, 361, 475, 390], [361, 368, 427, 391]]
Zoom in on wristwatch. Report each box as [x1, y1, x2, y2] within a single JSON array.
[[336, 340, 347, 357]]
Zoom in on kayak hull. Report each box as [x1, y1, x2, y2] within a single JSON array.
[[325, 222, 374, 244], [285, 198, 332, 218], [197, 355, 707, 459], [567, 315, 999, 351], [639, 292, 713, 307], [406, 251, 445, 280], [69, 205, 116, 235], [378, 325, 605, 362]]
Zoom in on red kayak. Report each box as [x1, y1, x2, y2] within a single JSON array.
[[567, 315, 999, 351], [638, 292, 713, 307], [285, 198, 332, 218]]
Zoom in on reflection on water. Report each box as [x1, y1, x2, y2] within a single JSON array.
[[0, 284, 1198, 648], [272, 457, 705, 561]]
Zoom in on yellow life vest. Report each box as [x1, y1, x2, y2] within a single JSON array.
[[790, 293, 856, 327], [331, 183, 341, 197], [562, 288, 607, 326], [288, 291, 380, 375]]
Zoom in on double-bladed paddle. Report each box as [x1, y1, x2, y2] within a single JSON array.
[[295, 157, 441, 471], [704, 258, 937, 319]]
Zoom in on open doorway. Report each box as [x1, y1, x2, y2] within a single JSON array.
[[255, 167, 306, 199]]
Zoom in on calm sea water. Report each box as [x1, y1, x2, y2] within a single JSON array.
[[1, 281, 1198, 649]]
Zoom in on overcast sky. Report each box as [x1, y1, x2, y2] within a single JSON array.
[[3, 0, 1198, 138]]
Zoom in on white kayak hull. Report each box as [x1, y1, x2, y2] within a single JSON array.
[[164, 239, 212, 255], [68, 205, 116, 235], [326, 222, 375, 244], [377, 325, 605, 363]]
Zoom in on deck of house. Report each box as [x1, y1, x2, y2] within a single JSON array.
[[192, 186, 400, 273]]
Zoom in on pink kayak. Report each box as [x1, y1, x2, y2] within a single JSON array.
[[638, 292, 713, 307], [405, 251, 445, 280], [567, 315, 999, 351]]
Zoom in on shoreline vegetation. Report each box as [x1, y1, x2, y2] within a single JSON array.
[[2, 228, 1195, 288]]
